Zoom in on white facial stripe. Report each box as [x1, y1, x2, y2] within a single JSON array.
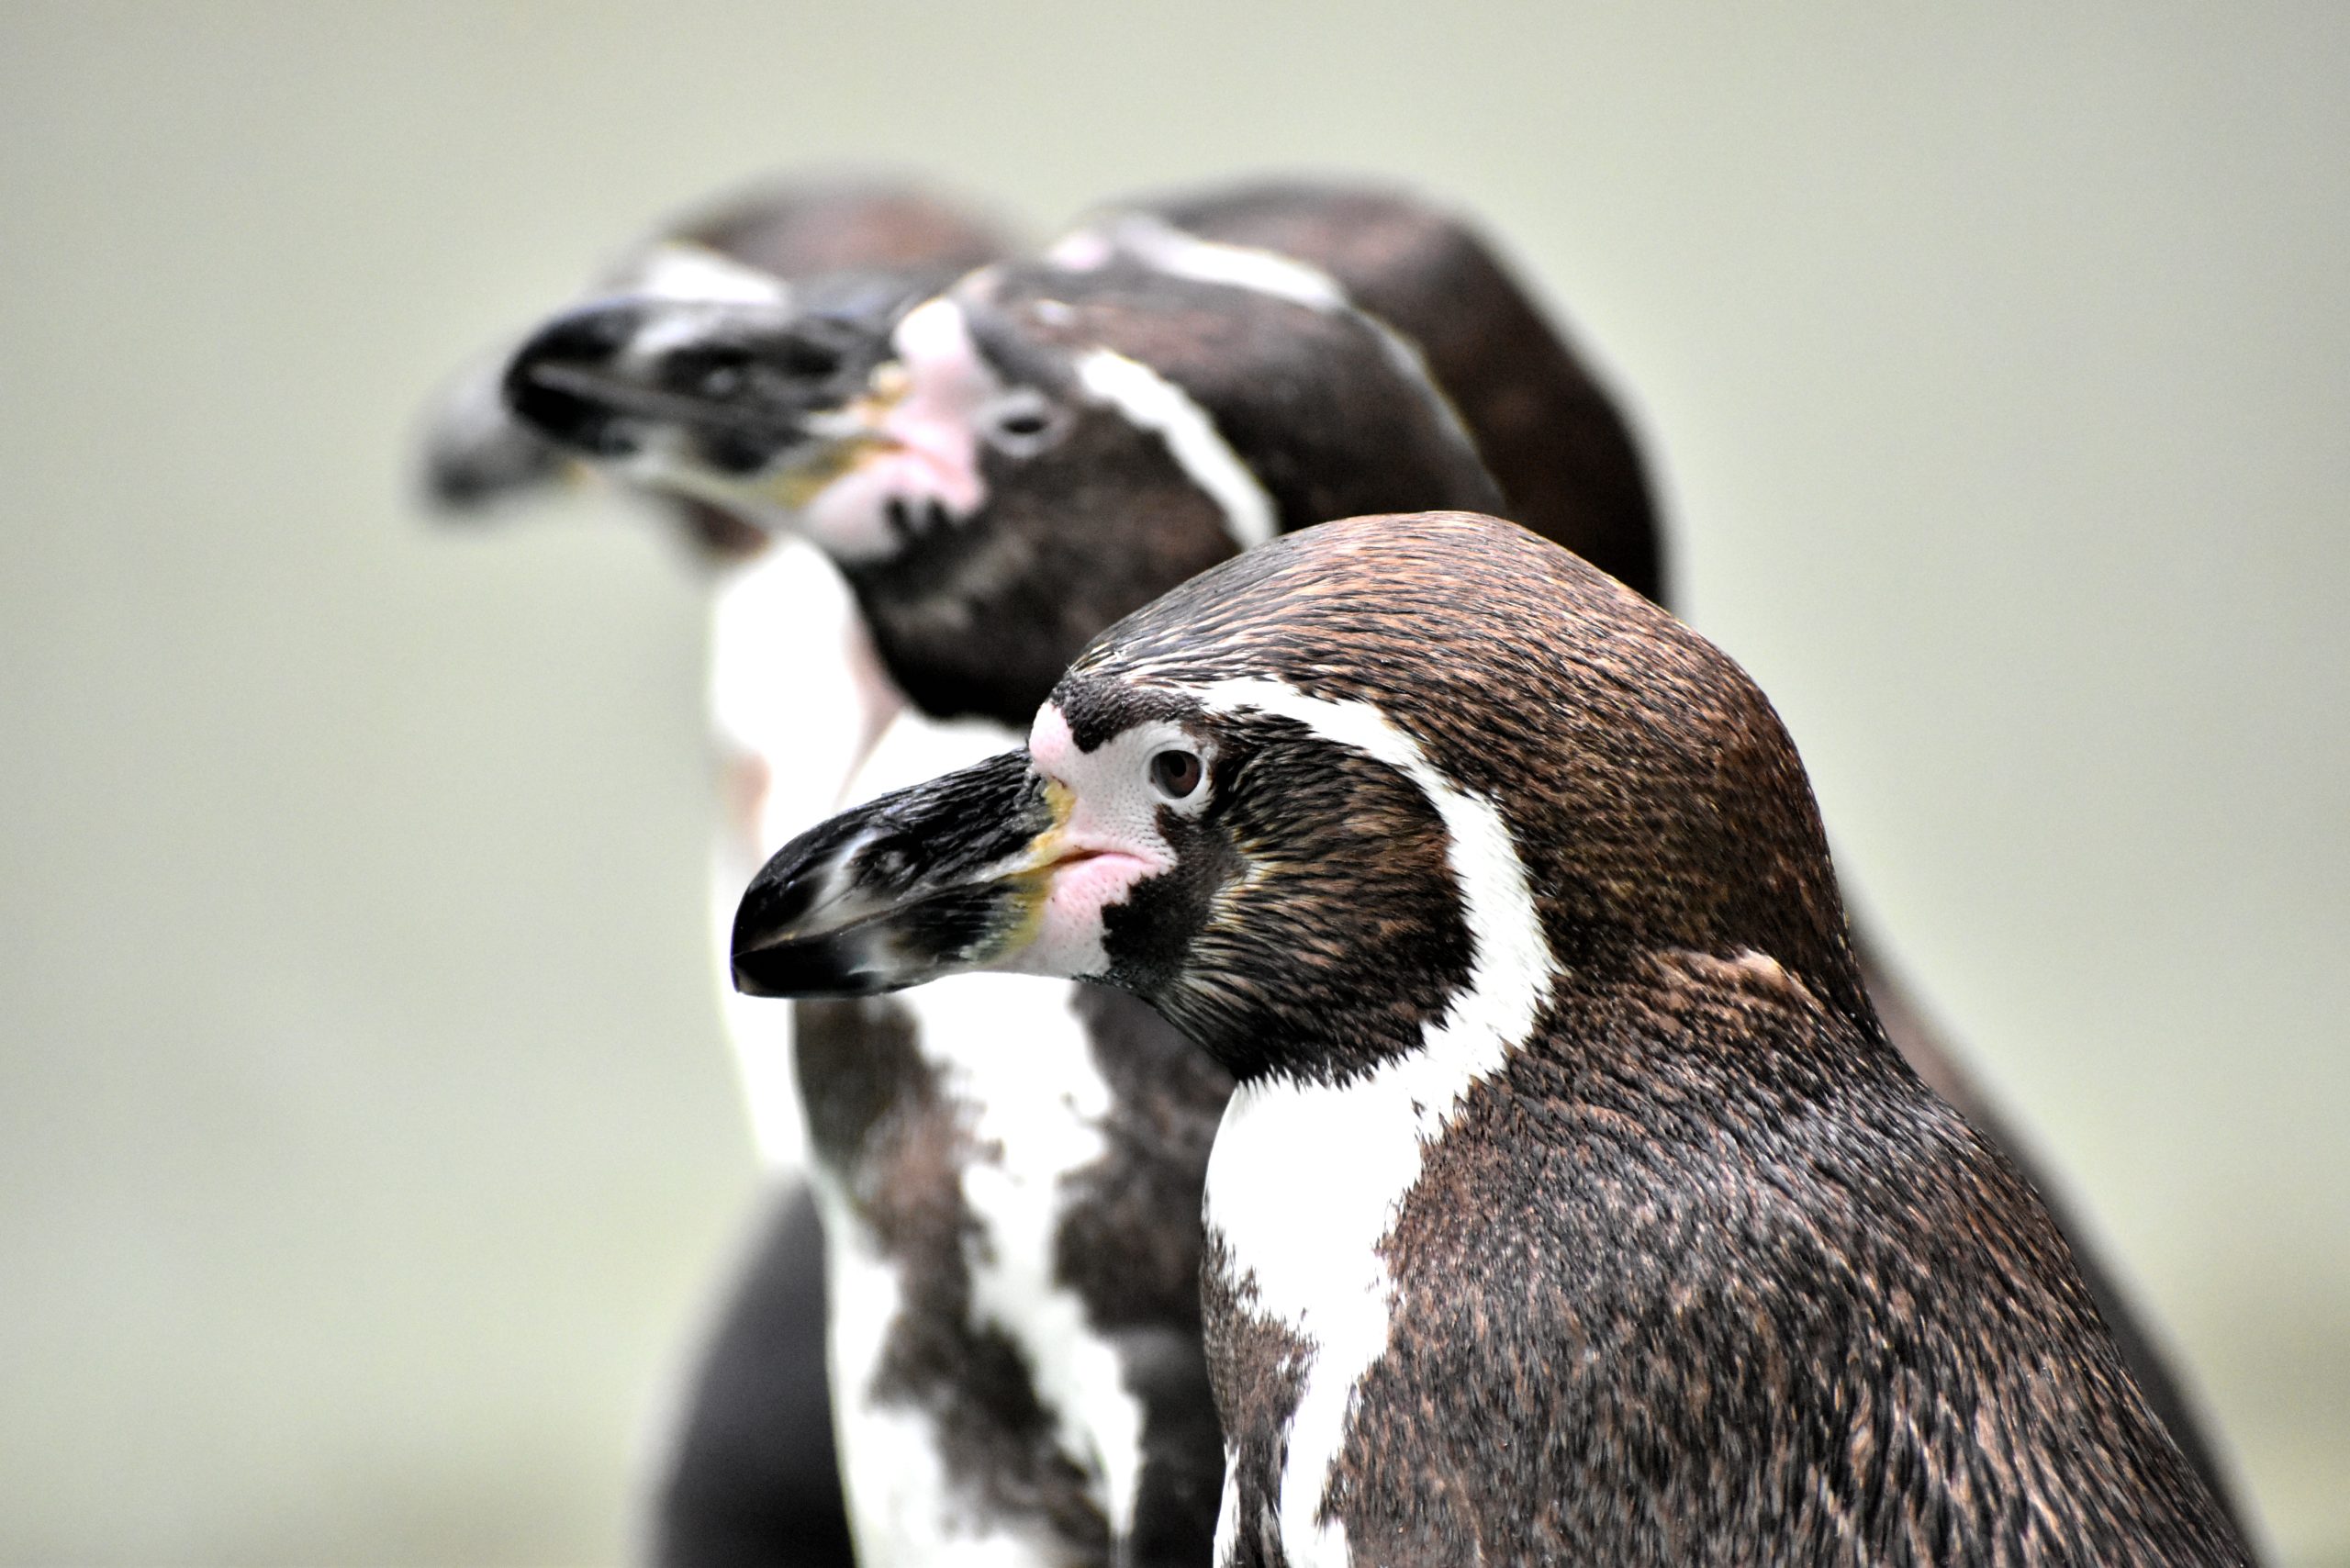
[[1075, 348, 1277, 552], [1042, 228, 1116, 271], [621, 240, 795, 305], [1192, 675, 1557, 1568], [1048, 209, 1483, 482], [1056, 213, 1351, 313], [893, 294, 970, 368], [630, 299, 739, 361], [1058, 213, 1484, 493]]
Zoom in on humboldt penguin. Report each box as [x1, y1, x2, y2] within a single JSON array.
[[505, 249, 1507, 1566], [523, 175, 2250, 1536], [1064, 184, 2250, 1525], [731, 510, 2252, 1568], [418, 174, 1016, 1568]]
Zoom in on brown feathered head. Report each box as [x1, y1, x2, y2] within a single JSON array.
[[732, 511, 1864, 1084]]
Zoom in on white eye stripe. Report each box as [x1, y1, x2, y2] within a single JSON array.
[[1074, 348, 1277, 551], [1052, 212, 1351, 313], [621, 240, 795, 306]]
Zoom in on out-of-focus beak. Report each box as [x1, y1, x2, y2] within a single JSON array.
[[731, 749, 1074, 998], [498, 283, 912, 514], [414, 348, 581, 513]]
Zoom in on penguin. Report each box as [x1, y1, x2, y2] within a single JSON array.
[[1052, 183, 2250, 1529], [510, 178, 2250, 1541], [505, 248, 1518, 1566], [728, 510, 2253, 1568], [417, 174, 1017, 1568]]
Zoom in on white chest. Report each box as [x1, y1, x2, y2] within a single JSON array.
[[1203, 1073, 1428, 1568]]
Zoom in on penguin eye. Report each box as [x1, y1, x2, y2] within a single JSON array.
[[982, 388, 1070, 456], [1149, 748, 1204, 801]]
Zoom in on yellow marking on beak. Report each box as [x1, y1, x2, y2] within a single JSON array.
[[755, 432, 890, 509], [990, 778, 1080, 953], [739, 367, 911, 509]]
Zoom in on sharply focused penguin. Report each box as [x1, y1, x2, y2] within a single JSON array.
[[730, 510, 2252, 1568], [419, 174, 1018, 1568], [505, 175, 2249, 1541]]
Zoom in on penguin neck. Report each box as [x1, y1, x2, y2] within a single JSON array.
[[1530, 943, 1912, 1116], [1186, 935, 1893, 1106], [676, 499, 775, 564], [840, 566, 1078, 733]]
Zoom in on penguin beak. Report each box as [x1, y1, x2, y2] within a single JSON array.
[[415, 348, 585, 513], [500, 291, 907, 511], [731, 749, 1078, 998]]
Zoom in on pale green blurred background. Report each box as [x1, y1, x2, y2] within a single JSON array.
[[2, 2, 2344, 1563]]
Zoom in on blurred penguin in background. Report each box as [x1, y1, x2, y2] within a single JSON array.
[[420, 172, 1017, 1568]]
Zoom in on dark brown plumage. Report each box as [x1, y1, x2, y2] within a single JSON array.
[[1119, 179, 1666, 602], [1087, 185, 2243, 1518], [829, 259, 1502, 722], [735, 510, 2248, 1564], [1109, 515, 2242, 1563], [466, 174, 2248, 1556]]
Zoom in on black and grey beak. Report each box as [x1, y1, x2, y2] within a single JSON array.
[[500, 280, 912, 479], [732, 748, 1065, 998], [415, 347, 574, 512]]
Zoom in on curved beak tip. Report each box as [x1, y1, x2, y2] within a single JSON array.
[[728, 947, 792, 999]]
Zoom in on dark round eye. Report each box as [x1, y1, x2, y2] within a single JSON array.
[[997, 409, 1049, 437], [1150, 748, 1203, 801]]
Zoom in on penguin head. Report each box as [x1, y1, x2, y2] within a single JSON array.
[[498, 266, 917, 493], [732, 511, 1866, 1084], [500, 257, 1503, 722], [415, 174, 1010, 539], [1057, 178, 1670, 604]]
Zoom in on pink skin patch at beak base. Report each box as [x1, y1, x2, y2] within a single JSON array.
[[1018, 705, 1175, 980], [800, 297, 994, 563]]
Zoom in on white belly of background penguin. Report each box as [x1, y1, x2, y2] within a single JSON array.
[[803, 719, 1123, 1561], [499, 218, 1514, 1566]]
